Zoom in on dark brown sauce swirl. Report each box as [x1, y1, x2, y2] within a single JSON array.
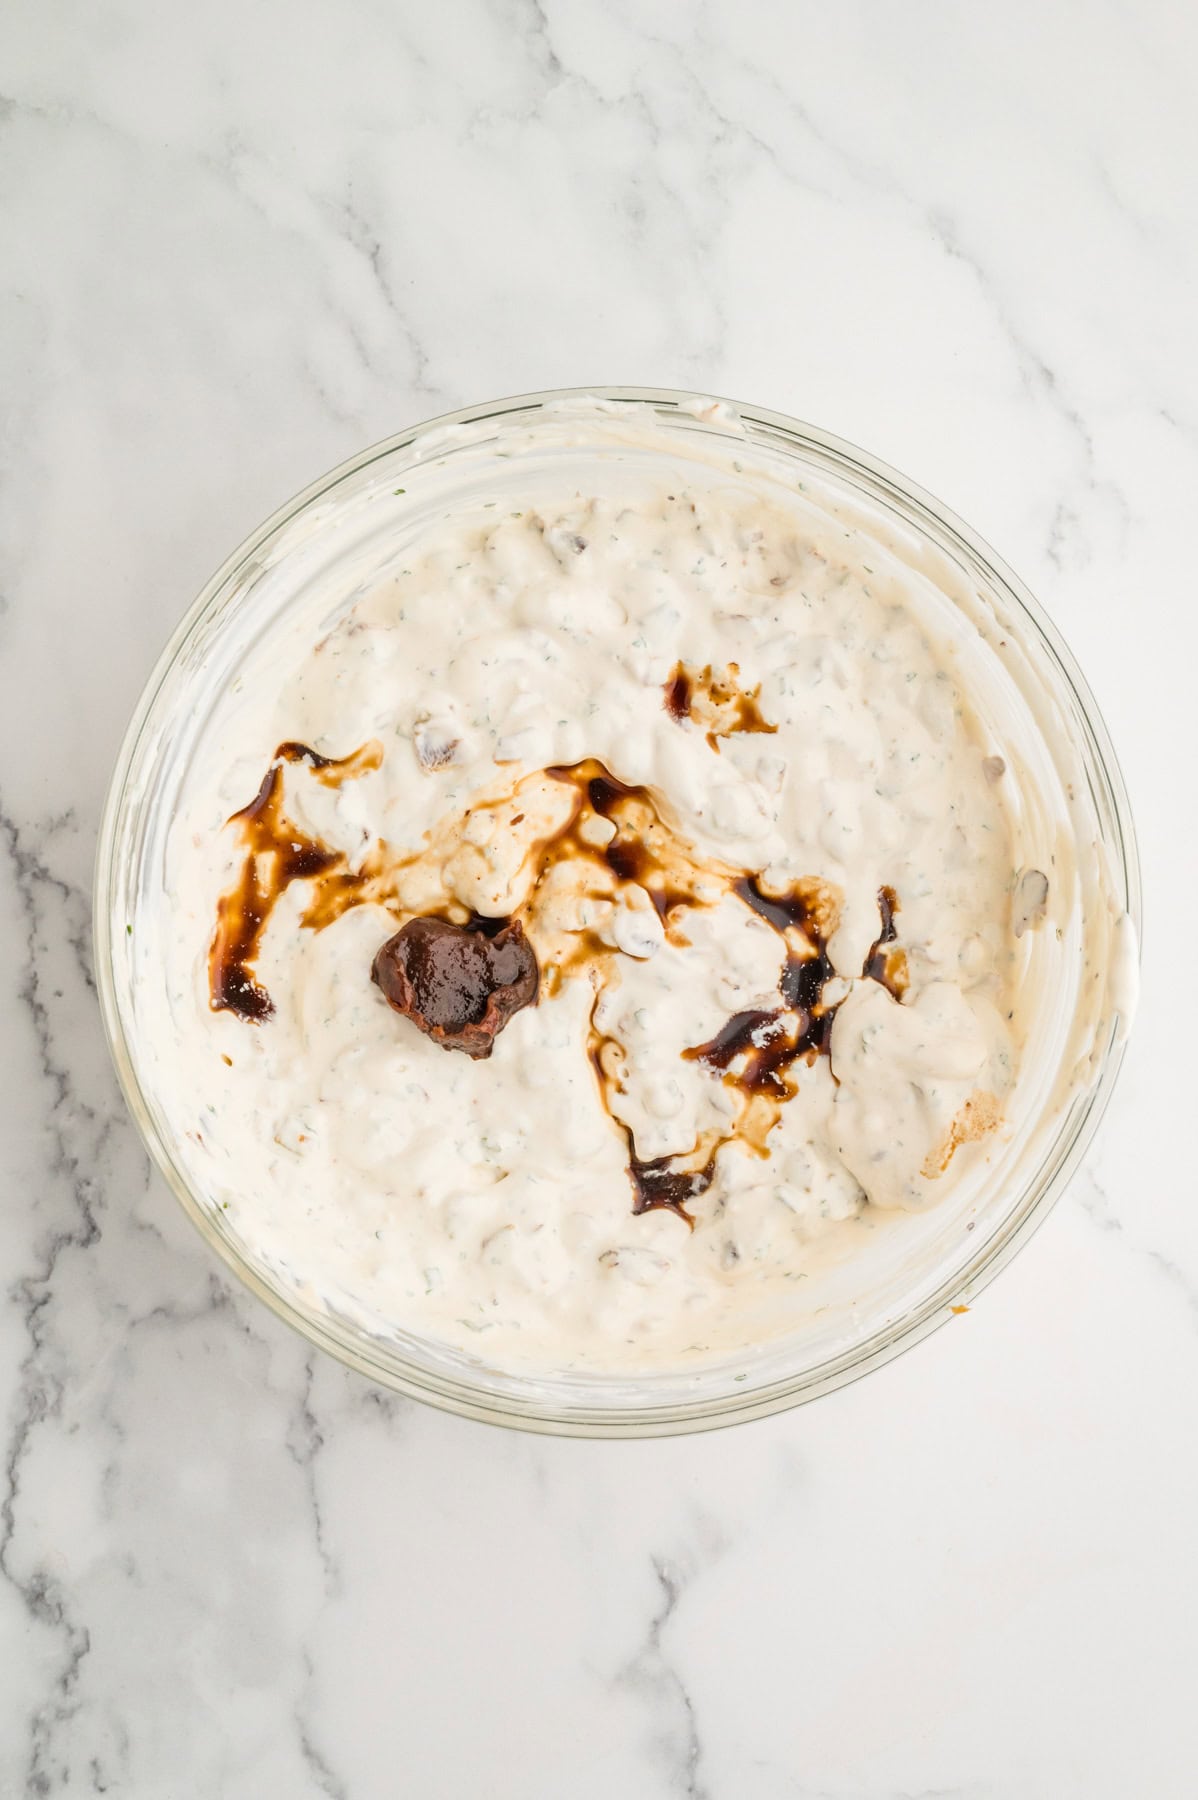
[[628, 1150, 717, 1225], [209, 744, 368, 1021], [682, 881, 903, 1125], [862, 884, 908, 999], [208, 742, 905, 1226], [661, 660, 778, 751], [663, 667, 693, 723], [684, 876, 838, 1109]]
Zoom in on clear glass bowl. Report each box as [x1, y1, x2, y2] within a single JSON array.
[[95, 388, 1140, 1436]]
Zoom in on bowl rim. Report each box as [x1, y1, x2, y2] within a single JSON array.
[[94, 384, 1142, 1436]]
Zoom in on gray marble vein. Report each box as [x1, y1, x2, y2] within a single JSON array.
[[622, 1557, 709, 1799]]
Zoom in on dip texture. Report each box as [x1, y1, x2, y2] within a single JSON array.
[[149, 408, 1049, 1371]]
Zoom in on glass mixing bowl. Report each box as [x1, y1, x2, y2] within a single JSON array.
[[95, 388, 1140, 1436]]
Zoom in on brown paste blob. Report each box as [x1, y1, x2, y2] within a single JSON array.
[[371, 916, 539, 1059]]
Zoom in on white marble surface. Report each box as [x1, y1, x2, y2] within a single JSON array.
[[0, 1, 1194, 1792]]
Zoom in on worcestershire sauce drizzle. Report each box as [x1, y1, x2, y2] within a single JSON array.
[[661, 660, 778, 751], [209, 742, 903, 1227], [685, 875, 838, 1105], [542, 760, 723, 936], [209, 740, 381, 1020], [862, 884, 909, 999], [676, 882, 906, 1197], [628, 1150, 717, 1224]]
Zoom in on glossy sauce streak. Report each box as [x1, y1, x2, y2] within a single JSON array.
[[862, 883, 909, 1000], [586, 1023, 718, 1226], [686, 1008, 792, 1094], [683, 882, 905, 1143], [209, 740, 381, 1020], [542, 760, 727, 943], [541, 760, 742, 1222], [210, 745, 904, 1224], [685, 876, 837, 1106], [628, 1150, 717, 1224], [545, 806, 847, 1220], [663, 666, 693, 723], [662, 660, 778, 752]]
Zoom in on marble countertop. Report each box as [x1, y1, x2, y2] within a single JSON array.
[[1, 2, 1193, 1794]]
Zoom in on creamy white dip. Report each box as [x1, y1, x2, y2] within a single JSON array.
[[144, 406, 1083, 1371]]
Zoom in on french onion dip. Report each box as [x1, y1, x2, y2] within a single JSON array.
[[152, 408, 1047, 1370]]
